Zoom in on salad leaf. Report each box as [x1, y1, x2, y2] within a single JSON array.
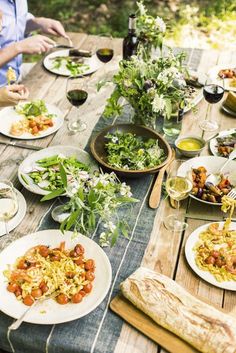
[[16, 100, 48, 118]]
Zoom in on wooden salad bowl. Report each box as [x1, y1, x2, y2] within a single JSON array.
[[90, 124, 172, 178]]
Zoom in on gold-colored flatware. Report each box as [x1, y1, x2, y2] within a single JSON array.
[[149, 148, 175, 209]]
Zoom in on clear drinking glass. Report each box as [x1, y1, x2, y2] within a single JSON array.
[[66, 76, 88, 133], [0, 179, 18, 237], [199, 78, 224, 132], [95, 34, 114, 64], [164, 160, 192, 231]]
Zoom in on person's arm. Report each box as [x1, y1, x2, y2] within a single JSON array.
[[0, 34, 55, 66], [26, 17, 69, 39]]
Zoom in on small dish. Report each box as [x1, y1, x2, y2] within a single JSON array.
[[221, 102, 236, 117], [90, 124, 172, 178], [175, 136, 205, 157]]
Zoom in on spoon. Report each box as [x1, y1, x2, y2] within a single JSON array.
[[205, 149, 236, 185]]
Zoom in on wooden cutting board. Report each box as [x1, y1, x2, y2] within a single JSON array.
[[110, 294, 198, 353]]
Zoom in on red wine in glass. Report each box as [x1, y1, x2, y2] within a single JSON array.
[[96, 48, 114, 63], [203, 84, 224, 103], [199, 83, 224, 132], [67, 89, 88, 107]]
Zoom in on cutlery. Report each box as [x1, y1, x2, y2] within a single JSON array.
[[227, 187, 236, 199], [149, 148, 175, 209], [206, 149, 236, 185], [0, 140, 42, 151], [8, 296, 52, 331], [53, 44, 74, 49]]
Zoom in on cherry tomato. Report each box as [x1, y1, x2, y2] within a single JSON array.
[[85, 259, 95, 271], [205, 256, 215, 265], [7, 283, 19, 293], [14, 287, 22, 297], [31, 288, 43, 298], [70, 250, 77, 258], [74, 257, 84, 266], [23, 295, 34, 306], [50, 253, 61, 262], [71, 293, 83, 303], [56, 294, 69, 305], [39, 282, 49, 293], [39, 246, 49, 258], [17, 259, 29, 270], [79, 290, 86, 297], [74, 244, 85, 256], [210, 250, 220, 258], [83, 283, 92, 293], [85, 271, 95, 281]]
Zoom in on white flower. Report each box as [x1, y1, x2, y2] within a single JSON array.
[[66, 180, 80, 197], [111, 136, 119, 144], [155, 16, 166, 33], [120, 182, 132, 198], [77, 171, 90, 181], [152, 94, 166, 113], [104, 221, 116, 232], [99, 232, 110, 247], [137, 2, 146, 16]]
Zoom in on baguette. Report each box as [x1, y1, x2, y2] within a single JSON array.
[[120, 267, 236, 353]]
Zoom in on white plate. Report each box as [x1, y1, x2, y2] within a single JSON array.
[[185, 221, 236, 290], [43, 50, 102, 77], [177, 156, 236, 205], [18, 145, 98, 196], [0, 189, 26, 236], [0, 229, 112, 324], [209, 128, 236, 156], [0, 103, 64, 140], [208, 65, 236, 92]]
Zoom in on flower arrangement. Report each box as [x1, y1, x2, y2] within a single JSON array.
[[136, 1, 166, 58], [42, 167, 138, 247], [102, 52, 187, 129]]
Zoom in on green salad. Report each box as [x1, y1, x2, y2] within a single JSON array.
[[25, 154, 90, 191], [52, 56, 90, 76], [15, 100, 53, 118], [105, 131, 165, 170]]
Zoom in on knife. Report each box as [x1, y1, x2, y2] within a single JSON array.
[[0, 140, 42, 151], [149, 148, 175, 209]]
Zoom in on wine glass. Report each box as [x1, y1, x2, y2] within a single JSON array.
[[66, 76, 88, 133], [199, 78, 224, 132], [96, 34, 114, 64], [164, 160, 192, 231], [0, 179, 18, 241]]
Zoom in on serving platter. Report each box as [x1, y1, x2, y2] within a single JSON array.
[[0, 229, 112, 324], [43, 49, 102, 77], [0, 189, 26, 237], [208, 65, 236, 92], [18, 145, 98, 195], [185, 221, 236, 291], [209, 128, 236, 157], [0, 103, 64, 140], [177, 155, 236, 205]]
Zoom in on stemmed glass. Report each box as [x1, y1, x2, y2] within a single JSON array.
[[66, 76, 88, 133], [199, 78, 224, 132], [0, 179, 18, 248], [95, 34, 114, 64], [164, 160, 192, 231]]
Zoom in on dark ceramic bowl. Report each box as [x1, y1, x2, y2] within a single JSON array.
[[90, 124, 172, 177]]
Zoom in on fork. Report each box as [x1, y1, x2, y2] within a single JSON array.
[[227, 188, 236, 199]]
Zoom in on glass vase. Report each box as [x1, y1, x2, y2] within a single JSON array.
[[162, 108, 184, 140]]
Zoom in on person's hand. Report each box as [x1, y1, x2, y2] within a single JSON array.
[[33, 17, 68, 39], [0, 85, 29, 107], [16, 35, 55, 55]]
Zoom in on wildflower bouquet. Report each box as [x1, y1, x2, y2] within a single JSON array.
[[102, 52, 187, 129], [42, 167, 138, 247], [136, 1, 166, 58]]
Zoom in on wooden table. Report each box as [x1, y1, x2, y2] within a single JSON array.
[[0, 33, 236, 353]]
